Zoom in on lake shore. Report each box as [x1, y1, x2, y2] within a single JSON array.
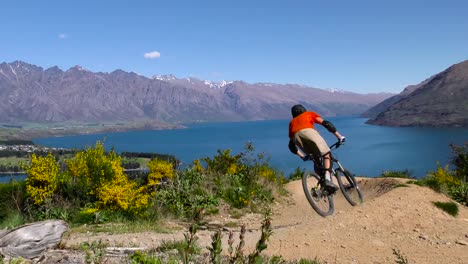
[[0, 121, 185, 141]]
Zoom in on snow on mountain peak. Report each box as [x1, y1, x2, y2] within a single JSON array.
[[204, 80, 233, 89], [327, 88, 346, 93], [153, 74, 176, 81], [70, 65, 90, 72]]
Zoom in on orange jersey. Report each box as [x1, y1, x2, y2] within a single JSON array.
[[289, 111, 321, 138]]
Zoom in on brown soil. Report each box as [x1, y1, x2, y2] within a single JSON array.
[[60, 177, 468, 264]]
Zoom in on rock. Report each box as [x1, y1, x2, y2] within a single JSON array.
[[455, 240, 468, 246], [0, 220, 68, 259], [35, 250, 77, 264], [419, 234, 429, 240], [372, 240, 385, 247]]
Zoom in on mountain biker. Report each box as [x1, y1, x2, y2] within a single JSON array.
[[288, 104, 346, 191]]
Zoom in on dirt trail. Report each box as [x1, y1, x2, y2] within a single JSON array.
[[63, 178, 468, 264]]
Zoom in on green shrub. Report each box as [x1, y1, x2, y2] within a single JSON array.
[[432, 201, 459, 216], [380, 170, 413, 179], [419, 176, 442, 192], [0, 210, 24, 229], [0, 181, 26, 222], [297, 259, 321, 264], [130, 251, 164, 264], [407, 180, 425, 186], [287, 167, 304, 181], [80, 239, 108, 264], [449, 143, 468, 182], [168, 142, 287, 216], [448, 183, 468, 206], [153, 170, 219, 220]]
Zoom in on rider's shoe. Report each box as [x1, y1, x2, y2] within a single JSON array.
[[324, 180, 339, 192]]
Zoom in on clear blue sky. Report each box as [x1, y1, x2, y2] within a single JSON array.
[[1, 0, 467, 93]]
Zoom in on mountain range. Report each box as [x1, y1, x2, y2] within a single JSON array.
[[364, 60, 468, 127], [0, 61, 392, 126]]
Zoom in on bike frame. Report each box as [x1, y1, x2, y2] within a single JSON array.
[[306, 141, 345, 180]]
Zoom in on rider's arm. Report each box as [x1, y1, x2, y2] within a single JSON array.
[[288, 139, 306, 159], [315, 117, 345, 141]]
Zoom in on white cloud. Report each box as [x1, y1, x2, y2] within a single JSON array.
[[58, 33, 68, 39], [144, 51, 161, 59]]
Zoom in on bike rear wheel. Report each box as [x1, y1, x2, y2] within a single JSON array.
[[302, 171, 334, 217], [335, 169, 364, 206]]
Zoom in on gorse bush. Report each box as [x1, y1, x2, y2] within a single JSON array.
[[203, 149, 242, 175], [147, 158, 174, 185], [66, 142, 151, 215], [18, 142, 152, 223], [23, 153, 61, 205], [416, 143, 468, 206], [429, 165, 461, 188]]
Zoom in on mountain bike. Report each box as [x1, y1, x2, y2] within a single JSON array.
[[302, 141, 364, 217]]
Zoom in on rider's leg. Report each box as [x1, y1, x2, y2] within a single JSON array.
[[323, 154, 332, 181], [322, 153, 338, 190], [295, 129, 337, 190]]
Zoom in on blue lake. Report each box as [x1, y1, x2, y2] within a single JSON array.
[[28, 116, 468, 178]]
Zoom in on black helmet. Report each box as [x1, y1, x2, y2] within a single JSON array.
[[291, 104, 306, 117]]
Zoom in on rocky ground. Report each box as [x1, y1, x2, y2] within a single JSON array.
[[12, 177, 468, 263]]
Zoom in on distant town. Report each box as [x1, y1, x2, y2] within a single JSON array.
[[0, 144, 68, 153]]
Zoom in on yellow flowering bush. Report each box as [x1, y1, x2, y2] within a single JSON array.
[[148, 158, 174, 185], [66, 142, 110, 189], [430, 164, 461, 188], [24, 153, 60, 205], [202, 149, 241, 174], [258, 165, 277, 182], [227, 163, 238, 174], [66, 142, 151, 213], [95, 180, 150, 213], [192, 159, 204, 173]]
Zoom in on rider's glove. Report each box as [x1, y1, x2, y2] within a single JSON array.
[[302, 155, 311, 162], [339, 136, 346, 143]]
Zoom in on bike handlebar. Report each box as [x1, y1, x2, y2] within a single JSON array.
[[329, 140, 345, 150]]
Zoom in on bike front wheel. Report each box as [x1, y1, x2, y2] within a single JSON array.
[[336, 169, 364, 206], [302, 171, 334, 217]]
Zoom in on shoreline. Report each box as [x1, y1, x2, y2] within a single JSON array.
[[0, 121, 186, 141]]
